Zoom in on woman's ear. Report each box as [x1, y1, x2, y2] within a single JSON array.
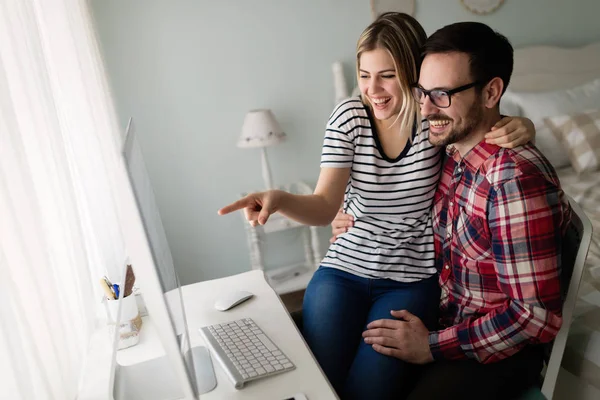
[[483, 77, 504, 109]]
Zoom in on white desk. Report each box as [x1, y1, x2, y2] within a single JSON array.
[[117, 270, 337, 400]]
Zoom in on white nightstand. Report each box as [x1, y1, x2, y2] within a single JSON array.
[[241, 182, 324, 295]]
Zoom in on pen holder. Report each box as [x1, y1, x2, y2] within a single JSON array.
[[105, 294, 143, 350]]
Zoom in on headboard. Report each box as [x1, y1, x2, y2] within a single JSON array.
[[335, 41, 600, 98], [510, 41, 600, 92]]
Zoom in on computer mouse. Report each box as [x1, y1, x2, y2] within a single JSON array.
[[214, 290, 254, 311]]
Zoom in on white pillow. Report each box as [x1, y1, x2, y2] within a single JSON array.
[[533, 124, 572, 169], [503, 78, 600, 123], [499, 96, 522, 118], [496, 97, 569, 167], [502, 78, 600, 168]]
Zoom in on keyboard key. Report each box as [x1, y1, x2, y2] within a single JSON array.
[[257, 334, 277, 351]]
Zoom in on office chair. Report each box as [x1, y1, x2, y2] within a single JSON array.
[[526, 195, 592, 399], [521, 195, 592, 399]]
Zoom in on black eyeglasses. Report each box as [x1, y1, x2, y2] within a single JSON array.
[[410, 81, 483, 108]]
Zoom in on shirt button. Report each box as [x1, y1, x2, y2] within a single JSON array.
[[446, 231, 452, 238], [449, 201, 454, 207], [457, 167, 463, 173], [444, 265, 450, 270]]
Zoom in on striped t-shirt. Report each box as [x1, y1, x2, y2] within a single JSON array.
[[320, 97, 443, 282]]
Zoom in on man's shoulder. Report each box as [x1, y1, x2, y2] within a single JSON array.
[[482, 143, 559, 186]]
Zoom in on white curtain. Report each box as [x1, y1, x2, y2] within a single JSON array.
[[0, 0, 127, 399]]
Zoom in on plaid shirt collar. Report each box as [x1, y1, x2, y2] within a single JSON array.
[[446, 140, 501, 173]]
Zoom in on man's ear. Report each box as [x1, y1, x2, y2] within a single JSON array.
[[482, 77, 504, 109]]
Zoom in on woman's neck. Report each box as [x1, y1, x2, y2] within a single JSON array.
[[374, 115, 399, 136]]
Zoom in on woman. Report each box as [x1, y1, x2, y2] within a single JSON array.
[[219, 12, 534, 399]]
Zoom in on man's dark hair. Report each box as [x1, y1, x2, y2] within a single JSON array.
[[423, 22, 513, 94]]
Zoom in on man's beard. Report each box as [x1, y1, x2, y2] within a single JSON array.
[[427, 98, 484, 147]]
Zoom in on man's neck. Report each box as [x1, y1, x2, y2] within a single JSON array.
[[452, 111, 502, 158]]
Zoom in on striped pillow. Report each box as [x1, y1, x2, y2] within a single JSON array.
[[544, 109, 600, 174]]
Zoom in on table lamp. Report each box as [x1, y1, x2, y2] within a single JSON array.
[[237, 109, 286, 190]]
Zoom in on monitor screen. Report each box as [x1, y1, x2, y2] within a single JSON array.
[[120, 118, 209, 398]]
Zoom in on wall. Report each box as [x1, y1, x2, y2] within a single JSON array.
[[89, 0, 371, 284], [89, 0, 600, 285], [416, 0, 600, 47]]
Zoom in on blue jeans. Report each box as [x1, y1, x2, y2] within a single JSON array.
[[302, 267, 440, 400]]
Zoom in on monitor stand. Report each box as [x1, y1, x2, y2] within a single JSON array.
[[113, 346, 216, 399]]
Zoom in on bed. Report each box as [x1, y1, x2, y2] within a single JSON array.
[[506, 41, 600, 399], [334, 41, 600, 398]]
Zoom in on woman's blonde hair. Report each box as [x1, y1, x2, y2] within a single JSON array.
[[356, 12, 427, 135]]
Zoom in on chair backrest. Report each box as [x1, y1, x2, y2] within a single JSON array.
[[541, 195, 593, 399]]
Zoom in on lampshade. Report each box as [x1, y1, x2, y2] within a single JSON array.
[[237, 109, 286, 148]]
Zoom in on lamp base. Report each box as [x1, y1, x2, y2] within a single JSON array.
[[261, 147, 274, 190]]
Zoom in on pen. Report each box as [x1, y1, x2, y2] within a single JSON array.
[[113, 284, 120, 299], [100, 278, 116, 300]]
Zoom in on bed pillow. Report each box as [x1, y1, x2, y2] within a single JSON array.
[[503, 78, 600, 123], [498, 97, 571, 169], [544, 109, 600, 174], [533, 123, 572, 169], [499, 95, 522, 118], [502, 78, 600, 169]]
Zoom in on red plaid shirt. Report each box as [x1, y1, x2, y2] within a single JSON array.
[[430, 140, 571, 363]]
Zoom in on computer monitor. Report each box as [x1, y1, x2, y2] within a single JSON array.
[[110, 118, 216, 399]]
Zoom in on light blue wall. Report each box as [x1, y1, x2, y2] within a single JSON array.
[[89, 0, 600, 285], [89, 0, 371, 284], [415, 0, 600, 47]]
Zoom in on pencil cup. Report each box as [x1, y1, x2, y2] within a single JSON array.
[[105, 294, 143, 350]]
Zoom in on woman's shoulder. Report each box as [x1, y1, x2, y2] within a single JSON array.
[[328, 96, 368, 123]]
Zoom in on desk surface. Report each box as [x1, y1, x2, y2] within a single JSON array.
[[117, 270, 338, 400]]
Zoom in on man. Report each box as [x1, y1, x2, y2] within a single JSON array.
[[361, 22, 572, 399]]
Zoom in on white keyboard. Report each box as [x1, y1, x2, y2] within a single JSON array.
[[199, 318, 295, 389]]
